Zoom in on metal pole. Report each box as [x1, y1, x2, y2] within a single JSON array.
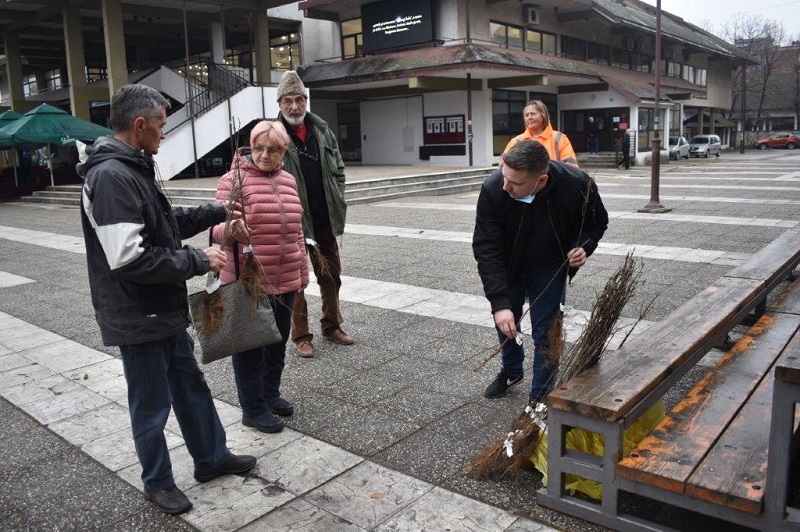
[[183, 3, 200, 179], [467, 73, 473, 166], [465, 0, 473, 166], [641, 0, 669, 213], [740, 61, 746, 154]]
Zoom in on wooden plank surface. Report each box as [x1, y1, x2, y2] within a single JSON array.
[[725, 229, 800, 288], [770, 275, 800, 317], [617, 313, 800, 496], [686, 324, 800, 514], [547, 277, 764, 421], [774, 327, 800, 384]]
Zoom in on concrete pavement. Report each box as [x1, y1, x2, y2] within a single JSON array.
[[1, 150, 798, 530]]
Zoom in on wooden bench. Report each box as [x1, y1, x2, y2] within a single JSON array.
[[538, 228, 800, 531]]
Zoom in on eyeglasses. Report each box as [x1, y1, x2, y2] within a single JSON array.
[[251, 146, 282, 157], [279, 95, 307, 107]]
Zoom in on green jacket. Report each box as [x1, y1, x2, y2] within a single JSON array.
[[278, 111, 347, 238]]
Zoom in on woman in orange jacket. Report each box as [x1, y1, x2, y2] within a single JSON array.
[[503, 100, 579, 167]]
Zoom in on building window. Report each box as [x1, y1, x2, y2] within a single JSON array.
[[669, 104, 682, 135], [490, 21, 523, 49], [492, 89, 527, 155], [695, 68, 707, 87], [44, 68, 62, 91], [270, 33, 301, 71], [561, 36, 586, 60], [587, 43, 610, 65], [662, 60, 681, 78], [85, 66, 107, 83], [527, 29, 557, 54], [631, 52, 651, 73], [611, 48, 631, 69], [23, 73, 37, 97], [342, 18, 363, 59], [637, 107, 666, 151]]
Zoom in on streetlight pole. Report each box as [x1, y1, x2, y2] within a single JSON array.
[[641, 0, 670, 213]]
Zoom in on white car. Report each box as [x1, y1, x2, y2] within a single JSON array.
[[668, 136, 690, 160], [689, 134, 722, 158]]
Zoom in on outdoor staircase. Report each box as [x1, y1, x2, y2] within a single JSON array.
[[577, 151, 619, 169], [20, 168, 494, 208]]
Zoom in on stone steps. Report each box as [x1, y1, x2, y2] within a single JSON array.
[[21, 168, 496, 208]]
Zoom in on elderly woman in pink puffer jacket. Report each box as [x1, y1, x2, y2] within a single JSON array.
[[212, 120, 308, 434]]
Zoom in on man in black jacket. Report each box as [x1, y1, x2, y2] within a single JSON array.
[[473, 140, 608, 405], [79, 84, 255, 515]]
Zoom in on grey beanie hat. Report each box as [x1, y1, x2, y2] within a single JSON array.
[[277, 70, 307, 101]]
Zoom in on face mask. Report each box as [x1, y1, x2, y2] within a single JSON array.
[[514, 193, 535, 204]]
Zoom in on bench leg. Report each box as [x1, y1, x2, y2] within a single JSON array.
[[765, 380, 798, 529], [539, 408, 624, 526]]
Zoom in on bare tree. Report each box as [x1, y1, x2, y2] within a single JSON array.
[[723, 14, 787, 130]]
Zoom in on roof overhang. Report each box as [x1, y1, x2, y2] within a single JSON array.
[[298, 42, 706, 103]]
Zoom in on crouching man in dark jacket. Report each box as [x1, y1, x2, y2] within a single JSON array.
[[473, 140, 609, 406], [79, 84, 256, 515]]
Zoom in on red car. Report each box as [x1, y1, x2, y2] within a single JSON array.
[[754, 133, 799, 150]]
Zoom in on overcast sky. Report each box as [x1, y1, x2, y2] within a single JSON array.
[[639, 0, 800, 41]]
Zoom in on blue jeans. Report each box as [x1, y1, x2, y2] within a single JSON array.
[[120, 329, 229, 490], [497, 266, 566, 402], [232, 292, 294, 419]]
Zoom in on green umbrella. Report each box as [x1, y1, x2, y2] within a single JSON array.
[[0, 110, 20, 150], [0, 104, 112, 187], [0, 103, 111, 147], [0, 110, 22, 185]]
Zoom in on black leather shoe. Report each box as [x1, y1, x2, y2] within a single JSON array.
[[194, 453, 257, 483], [268, 397, 294, 417], [242, 412, 284, 433], [144, 484, 192, 514]]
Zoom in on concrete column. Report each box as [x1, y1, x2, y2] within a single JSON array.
[[698, 108, 705, 135], [210, 21, 225, 64], [253, 1, 271, 84], [101, 0, 129, 97], [4, 33, 28, 111], [63, 7, 92, 120]]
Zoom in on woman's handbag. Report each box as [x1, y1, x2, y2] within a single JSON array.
[[189, 240, 281, 364]]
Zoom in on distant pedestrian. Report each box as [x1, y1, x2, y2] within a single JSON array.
[[473, 140, 608, 406], [587, 116, 599, 153], [78, 84, 256, 516], [504, 100, 578, 167], [617, 128, 630, 169], [276, 70, 354, 357]]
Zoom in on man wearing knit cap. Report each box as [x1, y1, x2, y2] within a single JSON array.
[[276, 70, 353, 357]]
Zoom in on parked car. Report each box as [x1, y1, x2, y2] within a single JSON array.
[[668, 136, 690, 159], [689, 134, 721, 158], [754, 133, 799, 150]]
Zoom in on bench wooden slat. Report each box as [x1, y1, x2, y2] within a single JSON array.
[[617, 313, 800, 496], [547, 276, 764, 421], [726, 229, 800, 289], [770, 275, 800, 317], [685, 327, 800, 515]]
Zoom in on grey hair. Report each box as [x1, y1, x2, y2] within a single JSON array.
[[110, 84, 170, 133], [502, 140, 550, 176]]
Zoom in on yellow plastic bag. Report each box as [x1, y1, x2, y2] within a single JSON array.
[[532, 400, 666, 500]]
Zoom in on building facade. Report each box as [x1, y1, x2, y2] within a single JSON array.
[[296, 0, 756, 166], [0, 0, 755, 174]]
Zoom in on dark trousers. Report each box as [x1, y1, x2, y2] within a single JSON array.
[[291, 225, 343, 341], [120, 330, 229, 490], [233, 292, 294, 418], [497, 266, 566, 403]]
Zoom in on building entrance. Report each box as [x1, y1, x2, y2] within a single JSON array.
[[562, 108, 630, 153]]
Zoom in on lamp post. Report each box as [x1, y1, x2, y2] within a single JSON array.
[[640, 0, 670, 213]]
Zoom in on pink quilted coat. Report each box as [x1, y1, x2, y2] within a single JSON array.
[[212, 156, 309, 295]]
